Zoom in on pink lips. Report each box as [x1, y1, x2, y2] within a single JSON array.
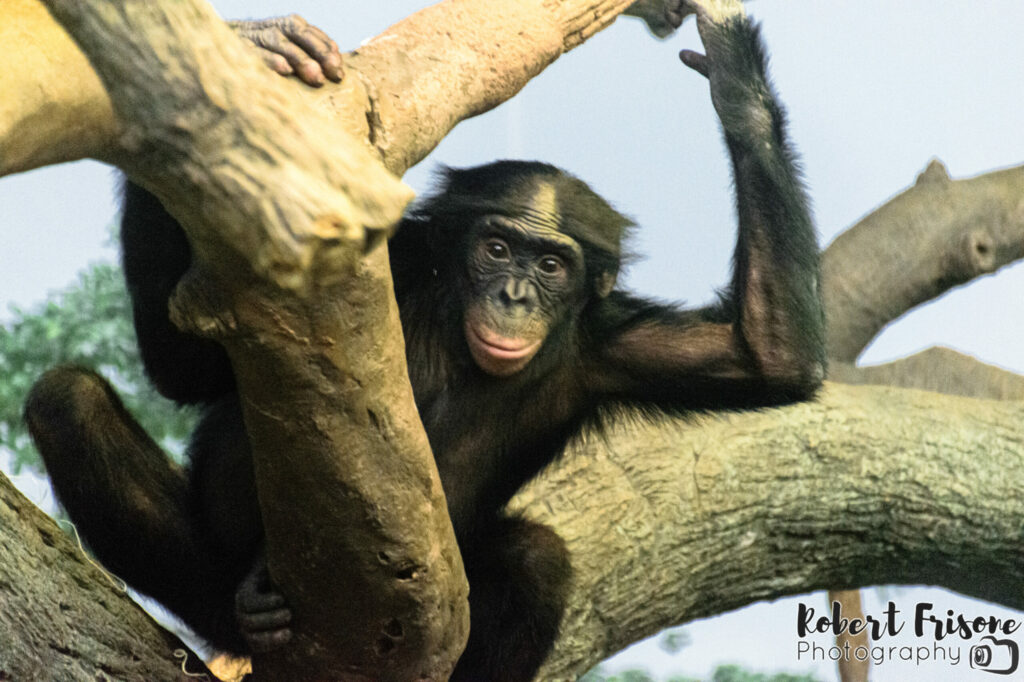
[[466, 323, 539, 360], [463, 318, 543, 376]]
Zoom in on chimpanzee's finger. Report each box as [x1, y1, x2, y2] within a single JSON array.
[[253, 26, 328, 86], [283, 20, 343, 83], [248, 44, 294, 77], [245, 626, 293, 653], [679, 49, 710, 78]]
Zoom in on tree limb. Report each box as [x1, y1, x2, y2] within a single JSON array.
[[822, 160, 1024, 363], [0, 472, 212, 681], [5, 380, 1024, 680], [527, 383, 1024, 678], [831, 347, 1024, 400], [0, 0, 642, 178]]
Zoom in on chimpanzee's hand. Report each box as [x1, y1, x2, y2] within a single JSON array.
[[229, 15, 343, 87], [623, 0, 693, 38], [235, 555, 293, 653], [677, 0, 747, 79]]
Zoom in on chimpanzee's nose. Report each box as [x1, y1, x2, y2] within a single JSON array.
[[503, 277, 529, 302]]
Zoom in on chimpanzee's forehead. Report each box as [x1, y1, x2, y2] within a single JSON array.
[[479, 215, 583, 257], [491, 180, 622, 257], [476, 180, 558, 226], [425, 165, 629, 258], [485, 183, 576, 242], [511, 182, 560, 229], [472, 189, 575, 253]]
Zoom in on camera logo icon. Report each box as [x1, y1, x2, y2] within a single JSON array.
[[970, 635, 1020, 675]]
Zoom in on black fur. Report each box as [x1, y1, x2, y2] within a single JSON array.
[[25, 15, 824, 682]]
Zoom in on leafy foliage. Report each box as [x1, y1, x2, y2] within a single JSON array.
[[0, 261, 195, 473]]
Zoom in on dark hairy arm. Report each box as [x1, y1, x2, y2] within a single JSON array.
[[591, 1, 825, 409], [119, 16, 344, 403]]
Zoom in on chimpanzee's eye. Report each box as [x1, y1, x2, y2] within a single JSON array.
[[538, 255, 565, 275], [483, 239, 510, 261]]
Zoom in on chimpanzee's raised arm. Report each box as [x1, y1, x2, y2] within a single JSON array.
[[589, 0, 825, 410]]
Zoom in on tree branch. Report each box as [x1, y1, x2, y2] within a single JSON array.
[[831, 347, 1024, 400], [822, 160, 1024, 363], [0, 473, 212, 681], [527, 383, 1024, 678], [5, 380, 1024, 680], [340, 0, 640, 174], [0, 0, 642, 178]]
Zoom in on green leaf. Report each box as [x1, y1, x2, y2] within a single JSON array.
[[1, 261, 196, 474]]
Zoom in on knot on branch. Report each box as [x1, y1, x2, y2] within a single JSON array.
[[946, 229, 998, 278]]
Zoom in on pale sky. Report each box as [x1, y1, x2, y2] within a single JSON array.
[[2, 2, 1023, 679]]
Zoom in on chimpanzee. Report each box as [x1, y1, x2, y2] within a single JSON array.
[[24, 4, 824, 681]]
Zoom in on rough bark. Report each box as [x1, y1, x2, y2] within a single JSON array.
[[528, 382, 1024, 678], [821, 160, 1024, 682], [823, 160, 1024, 364], [0, 472, 212, 682]]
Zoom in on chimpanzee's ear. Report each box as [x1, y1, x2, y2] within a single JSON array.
[[595, 270, 617, 298]]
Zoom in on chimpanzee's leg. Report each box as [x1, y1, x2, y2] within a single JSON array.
[[24, 366, 249, 652], [452, 516, 572, 682]]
